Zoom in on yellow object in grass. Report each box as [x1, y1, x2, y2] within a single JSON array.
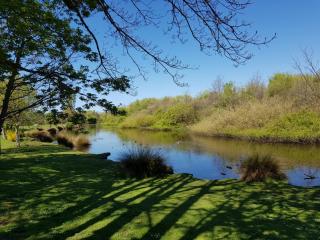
[[6, 130, 16, 142]]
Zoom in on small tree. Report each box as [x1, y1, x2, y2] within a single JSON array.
[[0, 81, 36, 147], [220, 82, 238, 108], [243, 74, 265, 101], [87, 117, 97, 125], [68, 111, 87, 126], [46, 110, 63, 126]]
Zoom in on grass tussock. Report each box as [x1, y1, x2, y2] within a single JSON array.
[[56, 133, 74, 148], [56, 132, 91, 150], [73, 135, 91, 150], [25, 130, 53, 142], [240, 155, 286, 182], [120, 146, 173, 178], [47, 128, 57, 136]]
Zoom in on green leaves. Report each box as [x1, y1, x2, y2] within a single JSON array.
[[0, 0, 131, 124]]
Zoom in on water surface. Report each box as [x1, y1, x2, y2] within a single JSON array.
[[87, 128, 320, 187]]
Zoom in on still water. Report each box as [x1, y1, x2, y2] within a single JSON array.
[[86, 127, 320, 187]]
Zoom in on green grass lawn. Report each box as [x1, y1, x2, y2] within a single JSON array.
[[0, 140, 320, 239]]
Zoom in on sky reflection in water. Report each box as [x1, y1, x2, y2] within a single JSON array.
[[87, 128, 320, 187]]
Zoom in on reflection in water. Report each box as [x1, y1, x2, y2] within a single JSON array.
[[87, 127, 320, 187]]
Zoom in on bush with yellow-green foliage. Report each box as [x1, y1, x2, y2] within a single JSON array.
[[120, 113, 156, 128], [267, 73, 298, 97], [120, 102, 198, 130], [100, 113, 126, 126], [267, 73, 320, 107], [260, 111, 320, 142], [153, 103, 198, 129], [6, 130, 16, 142], [126, 98, 158, 114]]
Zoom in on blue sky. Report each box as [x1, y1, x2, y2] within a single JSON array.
[[89, 0, 320, 107]]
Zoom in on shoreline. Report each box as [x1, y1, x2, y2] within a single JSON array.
[[100, 124, 320, 145]]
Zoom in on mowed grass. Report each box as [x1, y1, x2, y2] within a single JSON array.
[[0, 140, 320, 239]]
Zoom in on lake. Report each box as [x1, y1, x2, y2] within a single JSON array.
[[86, 127, 320, 187]]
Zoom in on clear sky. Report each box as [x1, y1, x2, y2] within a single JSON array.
[[88, 0, 320, 107]]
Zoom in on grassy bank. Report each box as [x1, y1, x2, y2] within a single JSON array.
[[101, 73, 320, 143], [1, 140, 320, 239], [192, 111, 320, 144]]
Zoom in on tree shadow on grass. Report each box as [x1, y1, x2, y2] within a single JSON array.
[[1, 145, 320, 240]]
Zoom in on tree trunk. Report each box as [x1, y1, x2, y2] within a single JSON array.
[[15, 125, 20, 147], [1, 127, 6, 140], [0, 73, 17, 133]]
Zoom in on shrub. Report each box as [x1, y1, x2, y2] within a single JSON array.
[[101, 113, 125, 126], [191, 98, 292, 136], [47, 128, 57, 136], [87, 117, 97, 125], [6, 130, 16, 142], [120, 113, 156, 128], [120, 146, 173, 178], [154, 103, 198, 129], [56, 133, 74, 148], [25, 130, 53, 142], [126, 98, 158, 114], [267, 73, 299, 97], [240, 155, 286, 182], [65, 122, 74, 130], [265, 111, 320, 140], [45, 109, 64, 125], [218, 82, 238, 107], [68, 112, 86, 125]]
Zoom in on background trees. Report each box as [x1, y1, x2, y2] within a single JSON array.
[[45, 110, 65, 126]]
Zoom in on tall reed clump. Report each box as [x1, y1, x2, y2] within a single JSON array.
[[240, 155, 286, 182], [56, 132, 91, 150], [47, 128, 57, 137], [73, 135, 91, 150], [25, 130, 53, 142], [56, 133, 74, 148], [119, 146, 173, 178]]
